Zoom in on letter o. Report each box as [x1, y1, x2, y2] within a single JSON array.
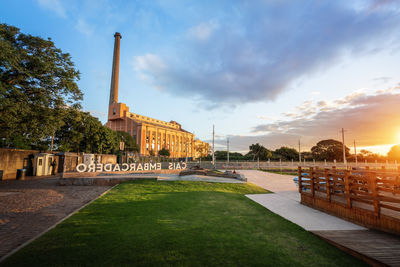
[[76, 163, 87, 173]]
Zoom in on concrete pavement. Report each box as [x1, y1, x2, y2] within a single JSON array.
[[239, 170, 365, 231]]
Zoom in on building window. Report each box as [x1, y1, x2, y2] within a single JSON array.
[[113, 108, 116, 115]]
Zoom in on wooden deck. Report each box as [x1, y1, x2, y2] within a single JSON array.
[[312, 230, 400, 267], [298, 166, 400, 234]]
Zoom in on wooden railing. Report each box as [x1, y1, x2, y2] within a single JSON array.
[[298, 166, 400, 234]]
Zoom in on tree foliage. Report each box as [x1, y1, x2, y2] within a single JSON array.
[[0, 23, 82, 147], [195, 142, 209, 157], [311, 139, 350, 161], [273, 147, 298, 160], [247, 143, 272, 160], [54, 109, 121, 154], [388, 145, 400, 160], [158, 148, 170, 157], [117, 131, 139, 152]]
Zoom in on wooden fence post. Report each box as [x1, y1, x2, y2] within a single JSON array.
[[344, 170, 352, 208], [381, 166, 386, 182], [331, 166, 337, 195], [298, 166, 302, 193], [369, 171, 380, 217], [310, 167, 315, 197], [325, 168, 331, 202]]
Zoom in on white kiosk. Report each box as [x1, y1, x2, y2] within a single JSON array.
[[83, 154, 95, 166], [34, 153, 55, 176]]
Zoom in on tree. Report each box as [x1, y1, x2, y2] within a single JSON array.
[[0, 23, 82, 148], [273, 147, 298, 161], [247, 143, 272, 160], [311, 139, 350, 161], [356, 149, 382, 162], [158, 148, 170, 157], [54, 109, 119, 154], [195, 142, 209, 158], [54, 108, 84, 152], [116, 131, 139, 152], [388, 145, 400, 160]]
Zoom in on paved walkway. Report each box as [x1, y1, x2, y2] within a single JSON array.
[[240, 170, 365, 231], [157, 174, 245, 183], [240, 170, 400, 266], [0, 178, 110, 260]]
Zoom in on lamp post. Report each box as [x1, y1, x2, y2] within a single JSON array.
[[212, 125, 215, 169], [298, 139, 301, 164], [227, 138, 230, 166], [342, 128, 347, 166], [185, 141, 188, 163]]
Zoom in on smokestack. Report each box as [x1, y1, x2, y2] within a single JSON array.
[[109, 32, 122, 105]]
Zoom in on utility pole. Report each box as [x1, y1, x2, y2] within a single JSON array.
[[342, 128, 347, 165], [50, 131, 54, 153], [227, 138, 230, 165], [354, 140, 357, 167], [212, 125, 215, 168], [298, 139, 301, 164]]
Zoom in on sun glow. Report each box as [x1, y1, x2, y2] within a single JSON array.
[[358, 144, 396, 156]]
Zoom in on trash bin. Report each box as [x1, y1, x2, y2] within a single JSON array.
[[16, 169, 26, 180], [0, 170, 3, 181]]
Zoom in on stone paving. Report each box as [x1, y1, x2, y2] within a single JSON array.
[[0, 178, 110, 259]]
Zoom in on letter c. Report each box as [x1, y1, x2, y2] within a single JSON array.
[[121, 163, 129, 171]]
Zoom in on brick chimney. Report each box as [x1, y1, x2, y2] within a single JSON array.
[[109, 32, 121, 105]]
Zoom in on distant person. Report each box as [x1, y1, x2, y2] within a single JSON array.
[[51, 159, 57, 175]]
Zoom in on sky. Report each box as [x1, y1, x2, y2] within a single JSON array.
[[1, 0, 400, 155]]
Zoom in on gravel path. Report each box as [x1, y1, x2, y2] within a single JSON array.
[[0, 178, 110, 259]]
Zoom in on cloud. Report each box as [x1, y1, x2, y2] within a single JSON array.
[[223, 89, 400, 152], [373, 76, 392, 83], [188, 21, 219, 41], [334, 90, 366, 105], [310, 91, 321, 96], [133, 53, 166, 72], [75, 19, 94, 36], [87, 110, 106, 118], [256, 115, 277, 121], [133, 1, 400, 105], [37, 0, 66, 18], [132, 54, 168, 90]]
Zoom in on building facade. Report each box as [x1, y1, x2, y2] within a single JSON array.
[[105, 32, 205, 158]]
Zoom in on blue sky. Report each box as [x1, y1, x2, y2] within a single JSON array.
[[2, 0, 400, 154]]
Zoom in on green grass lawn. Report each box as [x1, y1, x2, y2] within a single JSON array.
[[3, 181, 365, 266]]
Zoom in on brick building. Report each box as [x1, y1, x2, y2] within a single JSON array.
[[105, 33, 207, 158]]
